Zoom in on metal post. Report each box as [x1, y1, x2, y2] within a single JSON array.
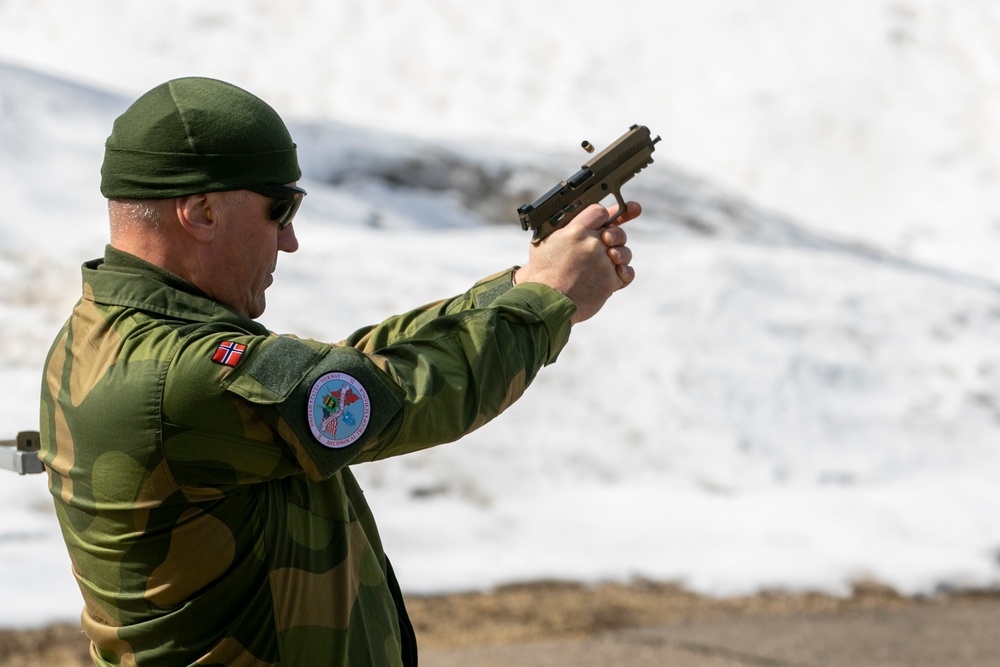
[[0, 431, 43, 475]]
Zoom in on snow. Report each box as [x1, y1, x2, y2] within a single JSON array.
[[1, 0, 1000, 629]]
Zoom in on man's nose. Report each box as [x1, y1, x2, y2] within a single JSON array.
[[278, 223, 299, 253]]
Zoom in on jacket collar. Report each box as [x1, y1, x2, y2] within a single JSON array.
[[82, 245, 270, 335]]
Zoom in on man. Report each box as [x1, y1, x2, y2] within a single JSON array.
[[39, 77, 638, 666]]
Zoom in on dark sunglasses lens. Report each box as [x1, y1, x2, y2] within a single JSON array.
[[271, 194, 303, 228]]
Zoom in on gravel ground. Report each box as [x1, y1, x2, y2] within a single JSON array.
[[0, 580, 990, 666]]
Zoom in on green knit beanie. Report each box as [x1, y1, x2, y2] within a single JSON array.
[[101, 77, 301, 199]]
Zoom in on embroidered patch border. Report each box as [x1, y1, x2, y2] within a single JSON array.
[[307, 372, 372, 449]]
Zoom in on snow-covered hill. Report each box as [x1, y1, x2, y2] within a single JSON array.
[[1, 0, 999, 628]]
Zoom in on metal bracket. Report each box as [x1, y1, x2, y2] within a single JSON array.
[[0, 431, 43, 475]]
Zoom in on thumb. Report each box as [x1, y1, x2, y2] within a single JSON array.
[[566, 203, 612, 233]]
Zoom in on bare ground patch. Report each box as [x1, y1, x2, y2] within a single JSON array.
[[1, 580, 995, 665]]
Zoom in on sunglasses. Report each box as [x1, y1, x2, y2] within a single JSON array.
[[246, 183, 307, 229]]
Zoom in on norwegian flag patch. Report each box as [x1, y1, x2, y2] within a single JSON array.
[[212, 341, 247, 367]]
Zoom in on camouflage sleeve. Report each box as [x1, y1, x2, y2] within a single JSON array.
[[343, 268, 523, 353], [163, 330, 405, 485], [350, 278, 576, 462], [166, 273, 574, 484]]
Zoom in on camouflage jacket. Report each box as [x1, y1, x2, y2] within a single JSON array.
[[39, 246, 574, 666]]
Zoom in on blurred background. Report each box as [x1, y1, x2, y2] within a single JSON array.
[[1, 0, 1000, 628]]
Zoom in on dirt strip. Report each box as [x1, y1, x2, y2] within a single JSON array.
[[1, 580, 995, 666]]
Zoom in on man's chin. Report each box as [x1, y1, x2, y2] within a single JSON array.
[[248, 297, 266, 320]]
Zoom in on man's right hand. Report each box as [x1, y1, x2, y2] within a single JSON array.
[[514, 202, 640, 325]]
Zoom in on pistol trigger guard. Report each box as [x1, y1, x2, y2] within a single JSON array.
[[606, 190, 628, 226]]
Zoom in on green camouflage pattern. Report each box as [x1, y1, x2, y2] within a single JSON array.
[[39, 246, 574, 666]]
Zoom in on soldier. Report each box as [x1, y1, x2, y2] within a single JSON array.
[[39, 77, 638, 666]]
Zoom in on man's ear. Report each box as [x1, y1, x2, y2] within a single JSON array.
[[175, 194, 216, 242]]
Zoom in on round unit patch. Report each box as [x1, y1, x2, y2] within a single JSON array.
[[307, 372, 372, 448]]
